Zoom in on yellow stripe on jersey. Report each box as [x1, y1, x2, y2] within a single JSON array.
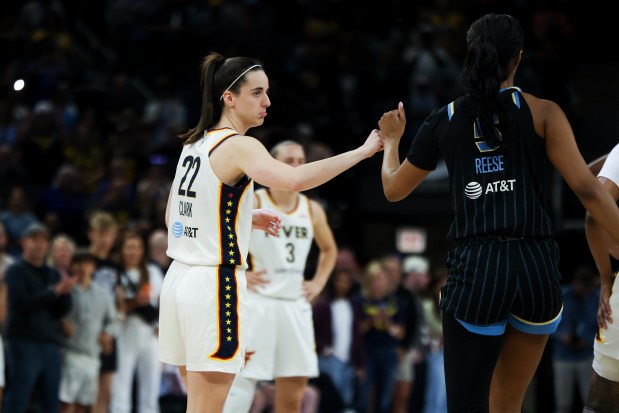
[[511, 91, 521, 108], [447, 101, 455, 121], [596, 326, 606, 343], [233, 182, 253, 266], [510, 306, 563, 326]]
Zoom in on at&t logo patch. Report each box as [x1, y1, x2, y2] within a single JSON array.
[[465, 182, 483, 199], [465, 179, 516, 199], [172, 221, 184, 238]]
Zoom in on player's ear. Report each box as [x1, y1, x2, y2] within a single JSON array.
[[222, 91, 234, 107], [515, 50, 523, 67]]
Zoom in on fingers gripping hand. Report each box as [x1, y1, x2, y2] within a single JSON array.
[[363, 129, 385, 157], [379, 101, 406, 141]]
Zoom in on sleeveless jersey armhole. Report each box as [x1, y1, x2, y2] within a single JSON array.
[[254, 192, 262, 209], [208, 132, 238, 156]]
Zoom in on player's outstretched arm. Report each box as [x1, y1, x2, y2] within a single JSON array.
[[234, 130, 383, 192]]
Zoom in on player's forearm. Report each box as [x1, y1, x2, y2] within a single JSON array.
[[587, 154, 608, 177], [585, 212, 614, 287], [292, 147, 369, 192], [381, 142, 404, 201], [312, 248, 337, 287], [579, 183, 619, 246]]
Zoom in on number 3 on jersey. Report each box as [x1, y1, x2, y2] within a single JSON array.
[[285, 242, 295, 263], [178, 156, 201, 198]]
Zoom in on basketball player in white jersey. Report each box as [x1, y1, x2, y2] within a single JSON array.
[[222, 140, 337, 413], [158, 52, 383, 413], [584, 144, 619, 413]]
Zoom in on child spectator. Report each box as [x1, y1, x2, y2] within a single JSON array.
[[59, 250, 118, 413]]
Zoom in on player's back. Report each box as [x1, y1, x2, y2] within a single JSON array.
[[167, 128, 254, 268], [426, 87, 554, 240]]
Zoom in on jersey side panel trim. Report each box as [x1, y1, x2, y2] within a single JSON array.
[[218, 179, 252, 266], [209, 265, 240, 361]]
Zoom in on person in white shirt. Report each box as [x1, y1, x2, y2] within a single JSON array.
[[111, 231, 164, 413]]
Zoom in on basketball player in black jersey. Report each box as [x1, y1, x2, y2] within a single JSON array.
[[378, 13, 619, 413]]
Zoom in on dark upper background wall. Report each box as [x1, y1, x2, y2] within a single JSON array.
[[0, 0, 616, 279]]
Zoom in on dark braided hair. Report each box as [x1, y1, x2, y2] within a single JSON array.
[[460, 14, 524, 147]]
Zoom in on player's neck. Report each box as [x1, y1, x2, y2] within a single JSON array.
[[500, 75, 516, 90], [217, 113, 247, 135], [267, 188, 299, 213]]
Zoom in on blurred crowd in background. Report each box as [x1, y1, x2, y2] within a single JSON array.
[[0, 0, 613, 412], [0, 0, 595, 245]]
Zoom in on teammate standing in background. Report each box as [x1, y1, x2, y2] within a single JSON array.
[[378, 13, 619, 413], [584, 143, 619, 413], [158, 52, 382, 413], [223, 140, 338, 413]]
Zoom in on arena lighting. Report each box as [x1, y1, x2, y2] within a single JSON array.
[[13, 79, 25, 91]]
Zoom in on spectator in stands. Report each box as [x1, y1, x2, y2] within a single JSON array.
[[48, 233, 77, 280], [313, 268, 364, 411], [356, 260, 404, 413], [3, 222, 75, 413], [552, 266, 599, 413], [0, 221, 15, 411], [111, 231, 163, 413], [59, 250, 118, 413], [87, 211, 122, 413], [0, 185, 38, 254]]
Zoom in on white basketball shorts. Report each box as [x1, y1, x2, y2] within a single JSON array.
[[239, 291, 318, 380], [159, 260, 247, 373], [593, 275, 619, 381]]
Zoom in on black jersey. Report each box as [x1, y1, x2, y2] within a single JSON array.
[[408, 87, 554, 241]]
